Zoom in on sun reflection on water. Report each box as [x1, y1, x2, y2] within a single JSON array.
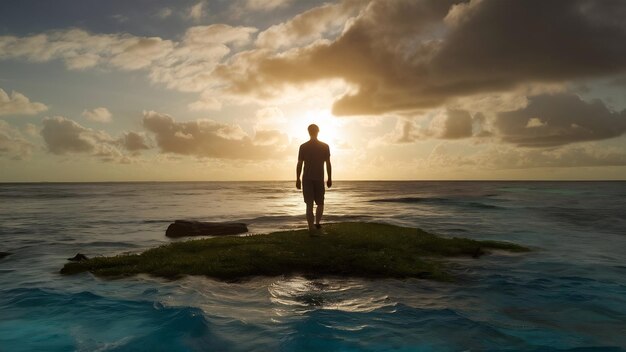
[[268, 276, 394, 315]]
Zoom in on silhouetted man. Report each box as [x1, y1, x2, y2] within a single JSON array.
[[296, 124, 332, 234]]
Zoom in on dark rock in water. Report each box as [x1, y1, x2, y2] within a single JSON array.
[[166, 220, 248, 238], [0, 252, 12, 259], [68, 253, 89, 262]]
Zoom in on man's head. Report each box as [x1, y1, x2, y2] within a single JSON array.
[[307, 124, 319, 138]]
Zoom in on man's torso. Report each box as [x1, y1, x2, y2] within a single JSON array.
[[298, 140, 330, 181]]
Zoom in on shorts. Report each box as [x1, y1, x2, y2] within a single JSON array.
[[302, 179, 325, 205]]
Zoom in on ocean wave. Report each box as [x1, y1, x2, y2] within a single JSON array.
[[370, 197, 501, 209], [239, 214, 373, 224], [269, 276, 393, 313], [279, 303, 535, 351], [0, 287, 230, 352], [0, 191, 94, 199]]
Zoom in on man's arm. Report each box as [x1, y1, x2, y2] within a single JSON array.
[[296, 145, 303, 189], [296, 160, 303, 189], [326, 157, 332, 188]]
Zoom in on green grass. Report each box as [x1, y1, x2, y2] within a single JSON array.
[[60, 222, 529, 281]]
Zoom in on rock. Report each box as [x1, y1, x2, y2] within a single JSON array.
[[0, 252, 12, 259], [166, 220, 248, 238], [68, 253, 89, 262]]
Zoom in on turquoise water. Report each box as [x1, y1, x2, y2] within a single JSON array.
[[1, 181, 625, 351]]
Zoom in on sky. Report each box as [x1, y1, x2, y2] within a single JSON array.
[[1, 0, 626, 181]]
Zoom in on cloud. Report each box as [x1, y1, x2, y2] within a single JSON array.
[[495, 94, 626, 147], [188, 92, 222, 111], [142, 110, 289, 159], [424, 142, 626, 170], [387, 93, 626, 147], [256, 107, 286, 124], [119, 131, 150, 152], [156, 8, 173, 19], [608, 76, 626, 88], [41, 116, 108, 154], [433, 110, 474, 139], [111, 14, 129, 23], [148, 24, 257, 92], [41, 116, 146, 162], [255, 0, 363, 50], [22, 123, 40, 137], [245, 0, 292, 11], [82, 107, 112, 123], [0, 88, 48, 116], [0, 29, 174, 71], [252, 129, 289, 146], [188, 2, 206, 22], [391, 109, 486, 143], [0, 25, 256, 93], [252, 107, 288, 132], [214, 0, 626, 115], [0, 120, 34, 160], [485, 143, 626, 169]]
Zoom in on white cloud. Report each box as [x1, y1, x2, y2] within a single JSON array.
[[82, 107, 112, 123], [256, 107, 286, 124], [111, 14, 129, 23], [525, 117, 545, 128], [0, 120, 34, 160], [245, 0, 291, 11], [188, 2, 206, 22], [0, 25, 256, 100], [156, 8, 173, 19], [188, 91, 222, 111], [149, 25, 257, 92], [0, 88, 48, 116], [23, 123, 39, 137], [0, 29, 174, 71], [255, 1, 363, 50]]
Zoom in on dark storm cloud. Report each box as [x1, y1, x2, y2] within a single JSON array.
[[142, 111, 289, 159], [495, 94, 626, 147], [216, 0, 626, 115]]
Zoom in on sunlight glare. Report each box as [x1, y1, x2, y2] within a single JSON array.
[[288, 109, 343, 151]]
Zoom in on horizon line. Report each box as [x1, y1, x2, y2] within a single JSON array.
[[1, 179, 625, 184]]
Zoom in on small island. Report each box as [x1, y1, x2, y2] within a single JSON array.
[[61, 222, 529, 281]]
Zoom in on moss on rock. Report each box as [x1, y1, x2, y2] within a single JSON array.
[[61, 222, 528, 281]]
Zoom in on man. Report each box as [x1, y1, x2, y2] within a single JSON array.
[[296, 124, 332, 234]]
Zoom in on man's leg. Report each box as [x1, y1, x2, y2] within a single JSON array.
[[302, 180, 315, 231], [306, 202, 315, 231], [314, 180, 325, 229], [315, 204, 324, 226]]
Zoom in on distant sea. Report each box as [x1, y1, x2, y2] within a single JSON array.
[[1, 181, 625, 351]]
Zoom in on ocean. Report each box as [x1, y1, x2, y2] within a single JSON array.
[[0, 181, 625, 351]]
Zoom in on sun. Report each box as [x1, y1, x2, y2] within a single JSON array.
[[288, 109, 343, 151]]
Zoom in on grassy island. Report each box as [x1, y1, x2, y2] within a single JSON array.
[[61, 222, 529, 281]]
